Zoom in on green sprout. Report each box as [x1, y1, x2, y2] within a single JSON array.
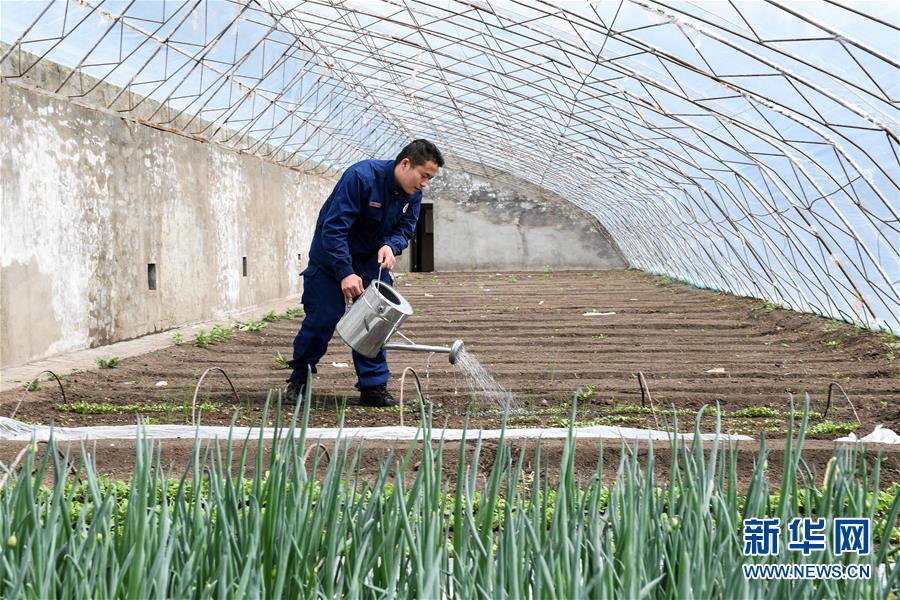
[[194, 330, 212, 348], [730, 406, 780, 418], [808, 421, 860, 436]]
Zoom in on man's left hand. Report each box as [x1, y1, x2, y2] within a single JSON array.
[[378, 245, 396, 270]]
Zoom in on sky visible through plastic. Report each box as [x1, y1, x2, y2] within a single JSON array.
[[2, 0, 897, 331]]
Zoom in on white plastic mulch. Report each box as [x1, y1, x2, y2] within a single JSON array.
[[0, 417, 752, 443], [836, 425, 900, 444]]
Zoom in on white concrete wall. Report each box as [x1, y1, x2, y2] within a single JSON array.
[[1, 79, 334, 367]]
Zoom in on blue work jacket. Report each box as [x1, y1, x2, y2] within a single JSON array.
[[307, 159, 422, 281]]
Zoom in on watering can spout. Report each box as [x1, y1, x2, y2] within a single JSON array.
[[382, 339, 465, 365]]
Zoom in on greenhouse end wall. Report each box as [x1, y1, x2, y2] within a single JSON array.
[[426, 163, 625, 272]]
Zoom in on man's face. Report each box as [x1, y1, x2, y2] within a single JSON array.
[[395, 159, 439, 195]]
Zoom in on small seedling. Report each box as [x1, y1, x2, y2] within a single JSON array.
[[808, 420, 859, 436], [171, 332, 185, 345], [592, 334, 608, 340], [731, 406, 779, 418], [23, 379, 41, 392], [499, 306, 513, 313], [240, 320, 268, 332], [789, 409, 822, 421], [211, 325, 235, 343], [540, 402, 570, 416], [611, 404, 651, 415], [885, 341, 900, 362], [262, 310, 280, 322], [506, 275, 518, 283], [823, 339, 843, 348], [274, 353, 290, 369], [575, 385, 595, 402], [194, 330, 212, 348], [762, 300, 779, 312], [543, 266, 554, 276], [56, 400, 220, 415], [96, 356, 121, 369], [284, 307, 305, 319], [548, 416, 606, 428], [658, 275, 673, 286], [591, 272, 599, 278]]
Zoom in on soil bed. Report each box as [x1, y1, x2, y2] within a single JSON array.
[[4, 270, 898, 440], [2, 437, 898, 493]]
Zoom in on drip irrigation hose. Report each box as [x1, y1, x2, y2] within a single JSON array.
[[398, 366, 424, 427], [191, 367, 242, 426], [637, 372, 660, 429], [9, 370, 67, 419], [824, 382, 861, 425], [302, 442, 331, 473]]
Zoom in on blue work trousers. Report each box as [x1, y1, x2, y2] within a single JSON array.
[[288, 264, 392, 390]]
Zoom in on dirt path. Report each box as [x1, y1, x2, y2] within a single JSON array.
[[3, 270, 897, 439]]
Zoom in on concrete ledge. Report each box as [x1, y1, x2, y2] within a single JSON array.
[[0, 296, 300, 392]]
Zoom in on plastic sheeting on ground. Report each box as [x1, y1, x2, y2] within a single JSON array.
[[0, 417, 752, 443], [837, 425, 900, 444]]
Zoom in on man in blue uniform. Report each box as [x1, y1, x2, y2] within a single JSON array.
[[286, 139, 444, 406]]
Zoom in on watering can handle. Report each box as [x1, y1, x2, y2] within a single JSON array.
[[345, 262, 390, 316]]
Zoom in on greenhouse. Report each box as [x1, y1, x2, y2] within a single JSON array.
[[0, 0, 897, 597]]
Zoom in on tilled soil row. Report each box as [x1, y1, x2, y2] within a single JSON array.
[[3, 270, 897, 437], [2, 437, 898, 493]]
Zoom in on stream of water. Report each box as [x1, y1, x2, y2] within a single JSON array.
[[452, 349, 522, 414]]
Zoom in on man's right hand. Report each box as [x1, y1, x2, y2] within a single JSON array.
[[341, 274, 364, 301]]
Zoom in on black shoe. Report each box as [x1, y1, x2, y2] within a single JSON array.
[[359, 385, 398, 407], [284, 379, 306, 405]]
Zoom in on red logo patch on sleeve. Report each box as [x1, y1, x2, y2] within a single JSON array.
[[368, 201, 382, 208]]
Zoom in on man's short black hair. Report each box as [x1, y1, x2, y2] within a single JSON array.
[[395, 139, 444, 168]]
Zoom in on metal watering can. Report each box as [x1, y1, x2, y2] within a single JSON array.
[[335, 276, 465, 364]]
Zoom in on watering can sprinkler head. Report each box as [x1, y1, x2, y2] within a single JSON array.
[[449, 339, 465, 365]]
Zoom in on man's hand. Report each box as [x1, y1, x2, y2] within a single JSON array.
[[378, 245, 396, 270], [340, 274, 364, 301]]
